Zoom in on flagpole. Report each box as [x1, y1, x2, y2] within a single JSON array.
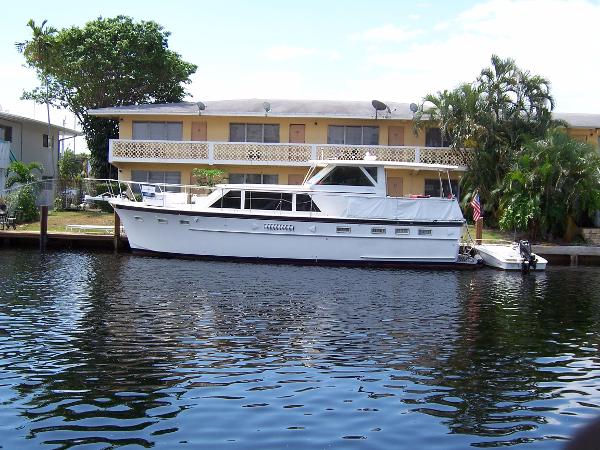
[[471, 189, 483, 244]]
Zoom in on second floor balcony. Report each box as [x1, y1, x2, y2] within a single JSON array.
[[109, 139, 473, 170]]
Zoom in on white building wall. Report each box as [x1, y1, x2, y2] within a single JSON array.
[[0, 117, 60, 178]]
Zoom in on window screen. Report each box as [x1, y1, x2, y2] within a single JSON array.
[[132, 122, 183, 141], [131, 170, 181, 193], [424, 179, 460, 199], [327, 126, 379, 145], [425, 128, 450, 147], [0, 125, 12, 142], [229, 124, 280, 143], [228, 173, 279, 184]]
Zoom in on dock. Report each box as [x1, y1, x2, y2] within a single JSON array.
[[532, 245, 600, 266], [0, 231, 130, 251]]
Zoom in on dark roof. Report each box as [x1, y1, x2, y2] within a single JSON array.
[[88, 99, 417, 120], [0, 111, 82, 135], [88, 99, 600, 128], [553, 112, 600, 129]]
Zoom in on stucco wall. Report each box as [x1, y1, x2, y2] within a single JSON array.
[[119, 115, 423, 146]]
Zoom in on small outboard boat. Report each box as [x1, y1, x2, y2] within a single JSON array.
[[475, 240, 547, 272]]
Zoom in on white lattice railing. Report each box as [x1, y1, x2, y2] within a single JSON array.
[[316, 145, 416, 162], [110, 140, 472, 168], [111, 140, 209, 160], [213, 143, 312, 162]]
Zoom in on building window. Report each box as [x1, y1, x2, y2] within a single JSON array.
[[43, 134, 49, 148], [0, 125, 12, 142], [244, 191, 293, 211], [425, 128, 450, 147], [229, 124, 280, 143], [327, 126, 379, 145], [131, 170, 181, 192], [229, 173, 279, 184], [318, 166, 374, 186], [132, 122, 183, 140], [424, 179, 460, 199]]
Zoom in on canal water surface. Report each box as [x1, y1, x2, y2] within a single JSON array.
[[0, 249, 599, 449]]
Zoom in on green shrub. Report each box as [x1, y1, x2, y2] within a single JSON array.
[[14, 185, 39, 222]]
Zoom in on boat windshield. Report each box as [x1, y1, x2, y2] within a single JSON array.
[[317, 166, 374, 186]]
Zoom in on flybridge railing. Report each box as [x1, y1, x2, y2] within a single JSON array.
[[82, 178, 213, 204], [109, 139, 473, 168]]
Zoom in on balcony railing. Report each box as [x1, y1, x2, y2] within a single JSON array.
[[110, 139, 472, 169]]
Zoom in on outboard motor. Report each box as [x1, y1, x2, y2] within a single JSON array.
[[519, 240, 537, 273]]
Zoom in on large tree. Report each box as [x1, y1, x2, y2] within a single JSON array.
[[17, 16, 197, 177], [414, 55, 556, 222], [499, 129, 600, 239]]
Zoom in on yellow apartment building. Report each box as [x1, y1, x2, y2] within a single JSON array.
[[88, 99, 600, 199]]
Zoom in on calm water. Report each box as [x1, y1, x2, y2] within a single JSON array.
[[0, 250, 599, 449]]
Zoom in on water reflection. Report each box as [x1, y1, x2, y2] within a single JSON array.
[[0, 250, 598, 449]]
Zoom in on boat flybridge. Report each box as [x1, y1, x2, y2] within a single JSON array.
[[106, 159, 482, 267]]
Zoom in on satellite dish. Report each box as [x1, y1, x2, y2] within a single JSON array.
[[371, 100, 390, 119], [196, 101, 206, 114], [409, 103, 418, 113], [372, 99, 388, 111], [263, 101, 271, 114]]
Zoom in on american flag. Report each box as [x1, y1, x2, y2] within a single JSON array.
[[471, 192, 482, 222]]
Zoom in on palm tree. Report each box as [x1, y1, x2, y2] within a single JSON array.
[[413, 55, 558, 223], [5, 161, 44, 188], [16, 20, 58, 176]]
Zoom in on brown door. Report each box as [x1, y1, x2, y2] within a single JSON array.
[[388, 126, 405, 146], [191, 121, 207, 141], [287, 174, 305, 185], [289, 124, 305, 143], [387, 176, 403, 197]]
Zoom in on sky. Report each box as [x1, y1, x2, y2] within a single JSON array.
[[1, 0, 599, 149]]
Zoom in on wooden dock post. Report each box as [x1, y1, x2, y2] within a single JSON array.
[[475, 218, 483, 245], [40, 205, 48, 251], [113, 211, 121, 252]]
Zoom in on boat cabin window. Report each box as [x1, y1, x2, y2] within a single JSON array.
[[318, 166, 374, 187], [295, 194, 321, 212], [210, 190, 242, 209], [245, 191, 293, 211]]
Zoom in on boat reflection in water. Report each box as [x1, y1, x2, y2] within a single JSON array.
[[0, 251, 598, 449]]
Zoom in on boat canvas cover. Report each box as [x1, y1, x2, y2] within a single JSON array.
[[342, 197, 464, 221]]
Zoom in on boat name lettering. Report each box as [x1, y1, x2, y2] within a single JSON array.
[[264, 223, 295, 231]]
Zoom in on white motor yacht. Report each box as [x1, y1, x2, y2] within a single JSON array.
[[108, 160, 480, 268]]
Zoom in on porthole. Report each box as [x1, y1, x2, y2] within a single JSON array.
[[371, 227, 386, 235], [180, 219, 190, 225], [395, 228, 410, 235], [418, 229, 432, 236], [157, 218, 168, 224], [336, 226, 351, 234]]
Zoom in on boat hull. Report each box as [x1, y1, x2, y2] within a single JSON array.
[[115, 203, 467, 266]]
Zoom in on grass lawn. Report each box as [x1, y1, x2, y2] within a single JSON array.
[[12, 210, 518, 242], [462, 224, 516, 243], [16, 210, 115, 233]]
